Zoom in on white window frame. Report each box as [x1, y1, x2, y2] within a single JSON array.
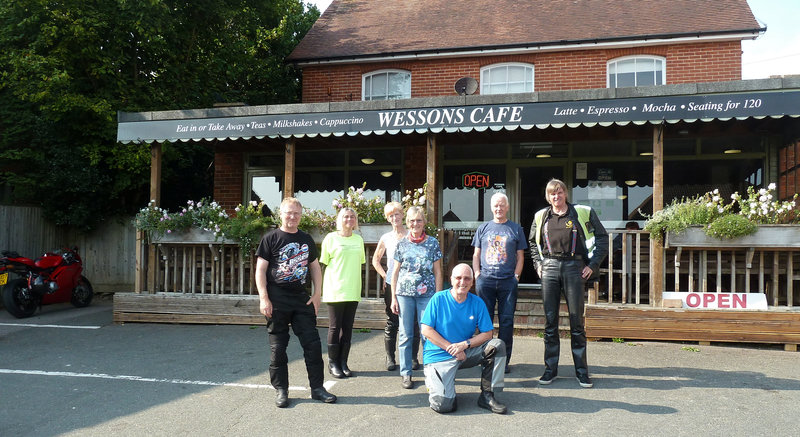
[[480, 63, 535, 95], [362, 69, 411, 101], [607, 55, 666, 88]]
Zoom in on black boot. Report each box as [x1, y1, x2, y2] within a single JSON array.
[[275, 388, 289, 408], [478, 343, 507, 414], [327, 344, 345, 379], [340, 342, 353, 377], [477, 391, 507, 414], [311, 387, 337, 403], [384, 331, 398, 371]]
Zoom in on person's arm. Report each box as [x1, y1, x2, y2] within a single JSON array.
[[390, 261, 401, 315], [372, 240, 387, 279], [588, 208, 609, 272], [472, 247, 482, 279], [255, 257, 272, 317], [433, 259, 443, 292], [421, 324, 493, 361], [307, 259, 322, 314], [528, 224, 543, 278], [514, 249, 524, 281]]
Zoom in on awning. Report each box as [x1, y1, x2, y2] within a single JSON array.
[[117, 89, 800, 144]]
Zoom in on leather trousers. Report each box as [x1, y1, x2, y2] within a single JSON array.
[[540, 258, 589, 377]]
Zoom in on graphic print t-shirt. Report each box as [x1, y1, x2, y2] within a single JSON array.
[[256, 229, 318, 294], [471, 220, 528, 279], [393, 236, 442, 298]]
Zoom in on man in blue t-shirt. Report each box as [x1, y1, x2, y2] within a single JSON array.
[[471, 192, 527, 372], [420, 263, 507, 414]]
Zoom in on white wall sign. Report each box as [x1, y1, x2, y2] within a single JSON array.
[[663, 292, 768, 310]]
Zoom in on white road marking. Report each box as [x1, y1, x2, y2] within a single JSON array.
[[0, 368, 337, 392], [0, 323, 101, 329]]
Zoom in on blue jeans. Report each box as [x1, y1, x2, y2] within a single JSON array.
[[397, 294, 432, 376], [476, 276, 518, 363]]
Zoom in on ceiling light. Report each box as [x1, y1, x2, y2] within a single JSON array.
[[361, 158, 376, 165], [617, 195, 628, 200], [724, 149, 741, 154], [625, 180, 637, 186], [639, 152, 653, 156], [380, 171, 393, 177], [536, 154, 551, 158]]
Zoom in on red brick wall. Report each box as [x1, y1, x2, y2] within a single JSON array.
[[403, 142, 427, 191], [300, 41, 743, 102], [213, 151, 244, 212]]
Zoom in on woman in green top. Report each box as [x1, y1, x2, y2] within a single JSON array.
[[320, 207, 366, 378]]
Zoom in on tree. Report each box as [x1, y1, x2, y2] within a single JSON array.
[[0, 0, 319, 230]]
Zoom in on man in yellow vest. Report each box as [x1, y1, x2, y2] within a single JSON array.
[[529, 178, 608, 388]]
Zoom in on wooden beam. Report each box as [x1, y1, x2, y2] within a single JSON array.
[[147, 143, 162, 294], [651, 124, 664, 306], [426, 133, 440, 225], [284, 139, 295, 198]]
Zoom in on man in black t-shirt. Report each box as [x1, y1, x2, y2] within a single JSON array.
[[255, 197, 337, 408]]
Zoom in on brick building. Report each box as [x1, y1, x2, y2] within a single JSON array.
[[118, 0, 800, 284]]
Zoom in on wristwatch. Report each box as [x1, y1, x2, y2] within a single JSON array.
[[466, 339, 471, 348]]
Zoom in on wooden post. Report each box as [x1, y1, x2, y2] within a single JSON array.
[[146, 142, 162, 294], [426, 133, 440, 225], [284, 139, 296, 198], [650, 125, 664, 306]]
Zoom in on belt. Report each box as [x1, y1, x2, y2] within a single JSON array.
[[543, 253, 582, 260]]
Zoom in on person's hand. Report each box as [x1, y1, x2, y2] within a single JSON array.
[[260, 298, 273, 318], [454, 351, 466, 361], [536, 267, 542, 278], [391, 297, 399, 315], [581, 265, 593, 280], [306, 294, 321, 315]]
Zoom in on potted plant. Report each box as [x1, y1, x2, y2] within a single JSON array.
[[644, 184, 800, 248]]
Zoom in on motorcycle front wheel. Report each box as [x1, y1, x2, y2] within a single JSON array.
[[71, 275, 93, 308], [2, 278, 39, 318]]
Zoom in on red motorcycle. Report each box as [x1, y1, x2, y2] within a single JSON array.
[[0, 247, 93, 318]]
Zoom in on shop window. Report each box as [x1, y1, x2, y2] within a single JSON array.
[[442, 165, 506, 228], [607, 56, 665, 88], [480, 63, 534, 95], [362, 70, 411, 101]]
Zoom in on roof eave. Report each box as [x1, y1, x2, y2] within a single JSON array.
[[289, 28, 765, 67]]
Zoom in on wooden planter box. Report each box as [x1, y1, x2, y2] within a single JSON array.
[[666, 225, 800, 249], [152, 228, 234, 245]]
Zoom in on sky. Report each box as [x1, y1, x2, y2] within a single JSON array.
[[305, 0, 800, 80]]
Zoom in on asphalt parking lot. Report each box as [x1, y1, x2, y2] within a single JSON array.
[[1, 299, 799, 436]]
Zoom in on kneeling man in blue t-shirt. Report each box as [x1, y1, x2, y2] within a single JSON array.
[[420, 263, 507, 414]]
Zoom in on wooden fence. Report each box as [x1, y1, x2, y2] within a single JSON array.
[[0, 205, 136, 292]]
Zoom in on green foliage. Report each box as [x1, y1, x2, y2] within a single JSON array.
[[0, 0, 319, 230], [132, 199, 228, 241], [645, 185, 800, 242], [681, 346, 700, 352], [612, 337, 625, 343], [224, 201, 276, 258], [331, 182, 386, 225], [705, 214, 757, 239], [298, 208, 335, 234]]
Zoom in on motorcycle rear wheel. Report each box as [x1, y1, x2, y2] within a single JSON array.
[[71, 275, 93, 308], [2, 278, 39, 318]]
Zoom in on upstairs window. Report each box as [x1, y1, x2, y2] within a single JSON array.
[[480, 63, 534, 94], [607, 56, 665, 88], [362, 70, 411, 100]]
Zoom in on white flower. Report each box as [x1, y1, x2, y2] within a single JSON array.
[[718, 206, 724, 213], [768, 182, 776, 190], [758, 188, 767, 196], [417, 188, 424, 194], [356, 188, 363, 195], [235, 206, 240, 212], [713, 189, 719, 194], [418, 196, 426, 205], [706, 202, 714, 208], [712, 195, 720, 202]]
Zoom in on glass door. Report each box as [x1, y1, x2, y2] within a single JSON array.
[[517, 166, 563, 283]]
